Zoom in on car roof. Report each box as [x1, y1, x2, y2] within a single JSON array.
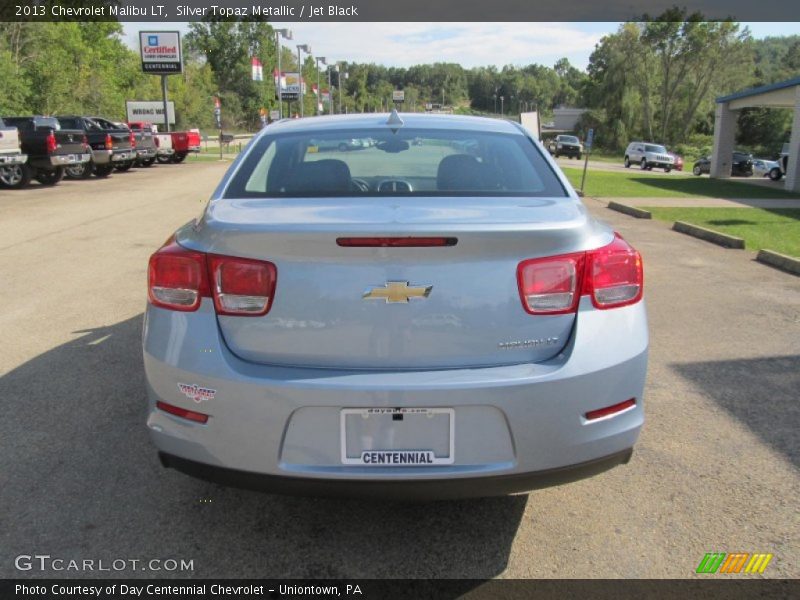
[[264, 113, 525, 135]]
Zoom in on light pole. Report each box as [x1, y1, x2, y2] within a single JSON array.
[[493, 94, 497, 114], [500, 95, 504, 116], [338, 66, 348, 115], [315, 56, 326, 116], [296, 44, 311, 118], [274, 28, 292, 119], [327, 64, 333, 114]]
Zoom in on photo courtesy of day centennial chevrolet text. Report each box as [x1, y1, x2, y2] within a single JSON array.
[[143, 112, 648, 499]]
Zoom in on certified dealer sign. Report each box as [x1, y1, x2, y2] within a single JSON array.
[[139, 31, 183, 74]]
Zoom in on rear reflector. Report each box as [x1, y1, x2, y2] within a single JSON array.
[[156, 401, 209, 424], [337, 237, 457, 247], [585, 398, 636, 421]]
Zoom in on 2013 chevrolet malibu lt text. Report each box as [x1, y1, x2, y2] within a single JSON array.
[[143, 113, 648, 499]]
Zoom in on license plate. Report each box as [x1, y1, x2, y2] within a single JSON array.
[[340, 408, 454, 466]]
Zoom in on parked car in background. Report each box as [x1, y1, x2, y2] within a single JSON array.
[[668, 152, 683, 171], [153, 129, 174, 163], [55, 116, 135, 179], [692, 151, 754, 177], [187, 129, 202, 154], [547, 135, 582, 159], [0, 116, 90, 188], [624, 142, 674, 172], [0, 117, 28, 187], [169, 130, 191, 163], [121, 122, 157, 167], [309, 137, 366, 153], [144, 113, 647, 499], [752, 158, 783, 181]]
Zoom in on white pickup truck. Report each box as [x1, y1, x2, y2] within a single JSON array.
[[0, 117, 28, 186]]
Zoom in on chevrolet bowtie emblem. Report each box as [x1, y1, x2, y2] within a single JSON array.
[[363, 281, 432, 303]]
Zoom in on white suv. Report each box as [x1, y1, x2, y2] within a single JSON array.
[[624, 142, 675, 172]]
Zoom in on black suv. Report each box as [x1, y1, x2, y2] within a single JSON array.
[[692, 151, 753, 177]]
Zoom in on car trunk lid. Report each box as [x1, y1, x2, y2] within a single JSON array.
[[178, 197, 611, 369]]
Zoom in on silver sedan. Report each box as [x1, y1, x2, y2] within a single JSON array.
[[143, 113, 648, 499]]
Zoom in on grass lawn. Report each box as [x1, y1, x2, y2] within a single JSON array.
[[648, 207, 800, 257], [186, 153, 235, 163], [560, 167, 799, 200]]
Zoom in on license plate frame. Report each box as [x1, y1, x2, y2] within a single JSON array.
[[340, 407, 455, 466]]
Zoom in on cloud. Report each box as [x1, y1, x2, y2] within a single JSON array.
[[258, 22, 603, 70]]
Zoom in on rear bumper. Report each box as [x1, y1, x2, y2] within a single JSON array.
[[136, 147, 157, 159], [159, 448, 634, 500], [46, 153, 91, 167], [143, 296, 648, 497], [157, 148, 175, 156], [0, 153, 27, 166]]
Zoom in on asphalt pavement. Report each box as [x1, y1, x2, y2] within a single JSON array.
[[1, 162, 798, 580]]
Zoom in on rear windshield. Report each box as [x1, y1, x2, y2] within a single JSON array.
[[224, 128, 567, 198], [3, 117, 61, 131]]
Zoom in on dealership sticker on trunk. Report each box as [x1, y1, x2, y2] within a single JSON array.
[[177, 383, 216, 403]]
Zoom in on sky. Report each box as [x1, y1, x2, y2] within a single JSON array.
[[122, 22, 800, 71]]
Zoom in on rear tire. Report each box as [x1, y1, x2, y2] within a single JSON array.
[[93, 165, 113, 178], [140, 158, 156, 167], [156, 155, 172, 164], [664, 167, 671, 173], [693, 165, 702, 176], [115, 161, 134, 172], [172, 153, 187, 163], [624, 156, 631, 168], [768, 167, 783, 181], [576, 153, 582, 161], [34, 167, 64, 186], [0, 163, 32, 189], [65, 162, 94, 179]]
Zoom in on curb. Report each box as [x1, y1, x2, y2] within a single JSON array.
[[672, 221, 745, 249], [756, 249, 800, 276], [607, 202, 652, 219]]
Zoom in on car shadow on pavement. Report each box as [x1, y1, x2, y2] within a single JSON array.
[[0, 315, 525, 581], [672, 355, 800, 469]]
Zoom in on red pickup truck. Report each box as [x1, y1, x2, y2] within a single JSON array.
[[131, 123, 201, 164]]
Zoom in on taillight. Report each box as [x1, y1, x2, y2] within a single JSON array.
[[82, 134, 88, 148], [517, 253, 585, 315], [45, 132, 57, 154], [105, 134, 112, 150], [517, 234, 643, 315], [129, 130, 136, 148], [148, 238, 210, 311], [148, 237, 277, 316], [208, 255, 277, 316], [582, 234, 643, 309]]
